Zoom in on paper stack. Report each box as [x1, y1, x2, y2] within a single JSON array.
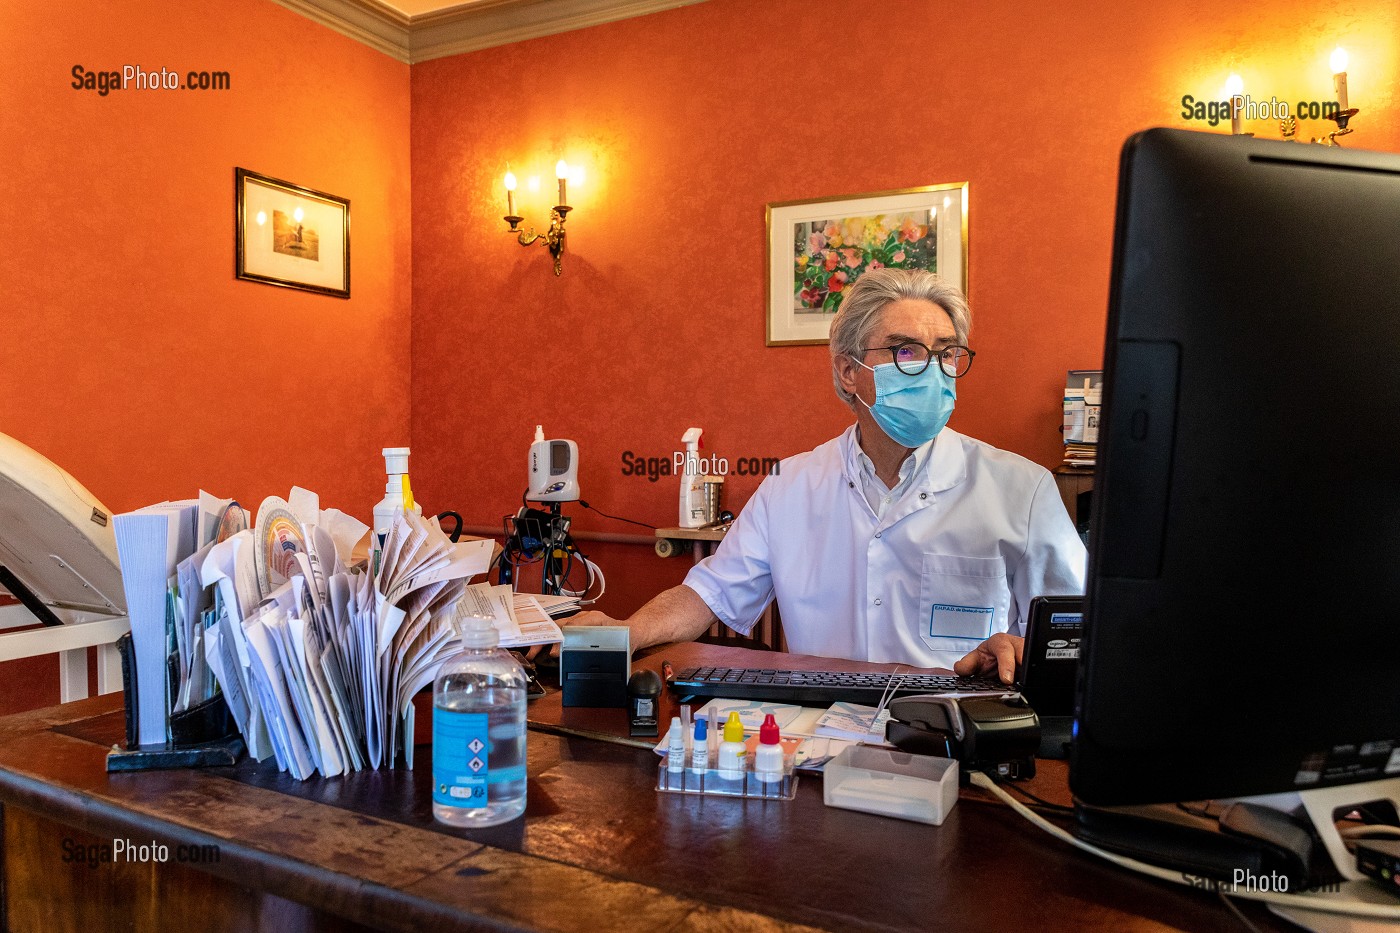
[[113, 501, 199, 746], [531, 593, 582, 618], [197, 501, 493, 778], [1062, 369, 1102, 467], [449, 584, 564, 649]]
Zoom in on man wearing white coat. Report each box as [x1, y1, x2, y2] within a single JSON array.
[[569, 268, 1086, 683]]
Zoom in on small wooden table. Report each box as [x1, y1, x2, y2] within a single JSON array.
[[1053, 464, 1095, 526], [651, 525, 726, 561], [0, 644, 1288, 932]]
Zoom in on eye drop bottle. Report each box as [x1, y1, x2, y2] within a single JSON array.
[[717, 711, 747, 779], [665, 716, 686, 774], [690, 717, 709, 773], [754, 713, 784, 784]]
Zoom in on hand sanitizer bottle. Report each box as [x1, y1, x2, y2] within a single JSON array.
[[432, 613, 528, 827], [678, 428, 705, 528]]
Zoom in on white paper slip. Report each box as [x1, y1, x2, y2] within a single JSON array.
[[509, 593, 564, 646], [814, 701, 894, 743], [453, 585, 563, 647], [693, 698, 804, 731]]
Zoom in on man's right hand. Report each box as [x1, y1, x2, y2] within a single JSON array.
[[563, 610, 621, 628], [524, 584, 718, 660], [953, 633, 1025, 685]]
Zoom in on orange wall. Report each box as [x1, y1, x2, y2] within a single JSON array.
[[409, 0, 1399, 616], [0, 0, 411, 712], [3, 0, 1397, 709]]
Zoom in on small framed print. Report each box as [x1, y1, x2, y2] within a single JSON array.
[[766, 183, 968, 346], [235, 168, 350, 298]]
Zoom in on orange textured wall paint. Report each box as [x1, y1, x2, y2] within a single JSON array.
[[0, 0, 411, 711], [410, 0, 1398, 616], [3, 0, 1397, 711]]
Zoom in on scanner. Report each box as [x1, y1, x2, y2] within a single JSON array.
[[0, 431, 126, 623], [886, 694, 1040, 779]]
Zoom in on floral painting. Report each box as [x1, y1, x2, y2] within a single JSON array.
[[793, 212, 937, 315], [767, 184, 967, 346]]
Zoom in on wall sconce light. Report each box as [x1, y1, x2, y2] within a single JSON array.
[[1226, 47, 1363, 146], [503, 160, 573, 276]]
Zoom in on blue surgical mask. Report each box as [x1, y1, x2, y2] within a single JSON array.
[[854, 359, 957, 447]]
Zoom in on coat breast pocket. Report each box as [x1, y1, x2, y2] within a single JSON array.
[[918, 554, 1010, 656]]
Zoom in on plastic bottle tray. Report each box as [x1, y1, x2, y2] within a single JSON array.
[[655, 760, 798, 799]]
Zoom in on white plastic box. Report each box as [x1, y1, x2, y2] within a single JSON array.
[[822, 746, 959, 825]]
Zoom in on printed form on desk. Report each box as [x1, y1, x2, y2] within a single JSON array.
[[451, 583, 563, 648]]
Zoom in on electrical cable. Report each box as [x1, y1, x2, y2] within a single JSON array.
[[967, 772, 1400, 921], [1216, 891, 1266, 933], [999, 781, 1074, 814], [578, 500, 656, 530], [1341, 825, 1400, 840], [561, 556, 606, 604], [503, 492, 611, 602]]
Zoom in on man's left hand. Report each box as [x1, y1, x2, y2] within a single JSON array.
[[953, 633, 1024, 685]]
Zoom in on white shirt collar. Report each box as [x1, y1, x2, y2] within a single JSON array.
[[847, 425, 940, 519], [854, 426, 934, 492], [839, 423, 969, 507]]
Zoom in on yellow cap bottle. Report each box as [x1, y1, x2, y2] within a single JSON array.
[[718, 711, 747, 779]]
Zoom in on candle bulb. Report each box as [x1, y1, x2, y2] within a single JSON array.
[[505, 170, 517, 216], [1224, 74, 1244, 135], [1330, 47, 1349, 111], [556, 159, 569, 207]]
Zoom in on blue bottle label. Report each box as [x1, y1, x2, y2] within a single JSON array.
[[433, 709, 490, 809]]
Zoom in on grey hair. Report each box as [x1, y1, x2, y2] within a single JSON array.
[[828, 268, 971, 408]]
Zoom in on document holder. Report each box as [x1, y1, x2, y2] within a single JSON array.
[[105, 633, 244, 772]]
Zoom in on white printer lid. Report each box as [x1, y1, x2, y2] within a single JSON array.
[[0, 432, 125, 617]]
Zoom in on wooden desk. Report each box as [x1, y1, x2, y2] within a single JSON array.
[[0, 644, 1287, 932]]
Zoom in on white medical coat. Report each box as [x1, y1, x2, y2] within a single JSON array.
[[684, 426, 1087, 669]]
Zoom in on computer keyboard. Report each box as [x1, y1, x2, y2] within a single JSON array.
[[669, 666, 1011, 706]]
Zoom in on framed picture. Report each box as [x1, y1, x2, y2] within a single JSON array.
[[766, 183, 968, 346], [235, 168, 350, 299]]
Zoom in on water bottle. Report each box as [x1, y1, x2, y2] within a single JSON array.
[[432, 613, 528, 827]]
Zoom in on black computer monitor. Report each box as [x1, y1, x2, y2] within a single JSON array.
[[1071, 129, 1400, 821]]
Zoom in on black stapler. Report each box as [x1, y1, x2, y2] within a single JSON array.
[[885, 694, 1041, 780]]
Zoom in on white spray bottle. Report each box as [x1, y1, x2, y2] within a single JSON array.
[[678, 427, 705, 528], [372, 447, 424, 567]]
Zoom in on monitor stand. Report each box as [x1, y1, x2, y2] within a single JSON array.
[[1076, 777, 1400, 890], [1246, 776, 1400, 883]]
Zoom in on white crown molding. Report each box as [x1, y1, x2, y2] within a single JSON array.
[[272, 0, 413, 62], [272, 0, 711, 64], [408, 0, 710, 62]]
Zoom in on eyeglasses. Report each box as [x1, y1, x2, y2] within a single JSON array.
[[860, 341, 976, 378]]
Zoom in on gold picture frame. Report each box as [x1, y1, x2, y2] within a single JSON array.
[[766, 183, 968, 346], [235, 168, 350, 299]]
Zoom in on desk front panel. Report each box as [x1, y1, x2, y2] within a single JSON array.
[[0, 651, 1289, 933]]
